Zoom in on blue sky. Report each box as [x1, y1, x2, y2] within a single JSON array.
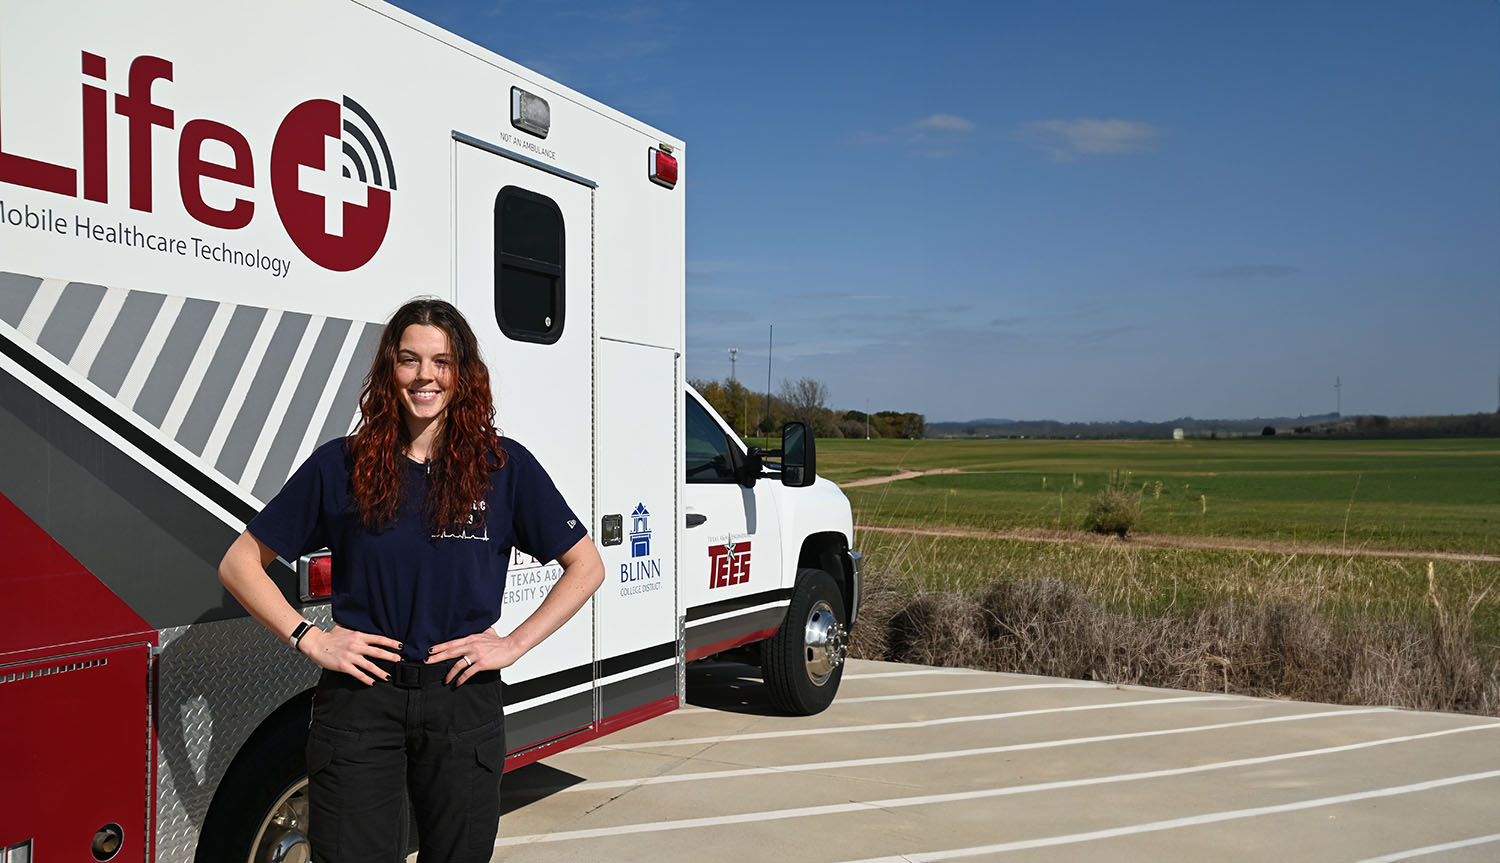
[[392, 0, 1499, 423]]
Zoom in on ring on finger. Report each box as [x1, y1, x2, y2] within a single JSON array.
[[462, 655, 473, 668]]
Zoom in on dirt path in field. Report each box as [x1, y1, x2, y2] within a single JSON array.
[[841, 468, 963, 488], [857, 524, 1500, 563]]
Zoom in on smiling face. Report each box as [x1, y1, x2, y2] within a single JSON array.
[[393, 323, 455, 448]]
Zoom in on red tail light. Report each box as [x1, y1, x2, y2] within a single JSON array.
[[299, 552, 333, 602], [649, 147, 678, 189]]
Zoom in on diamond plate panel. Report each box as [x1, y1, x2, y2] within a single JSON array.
[[154, 608, 331, 863]]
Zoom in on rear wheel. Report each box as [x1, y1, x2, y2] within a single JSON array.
[[195, 711, 311, 863], [762, 568, 849, 715], [247, 778, 311, 863]]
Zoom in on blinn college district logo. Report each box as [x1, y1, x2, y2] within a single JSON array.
[[620, 502, 661, 596]]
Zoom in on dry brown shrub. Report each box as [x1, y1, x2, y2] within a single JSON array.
[[849, 563, 1500, 716], [885, 592, 992, 669]]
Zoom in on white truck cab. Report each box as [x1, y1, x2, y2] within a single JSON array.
[[682, 386, 861, 714]]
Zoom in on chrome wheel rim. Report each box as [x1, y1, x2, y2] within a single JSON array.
[[248, 777, 311, 863], [803, 599, 849, 686]]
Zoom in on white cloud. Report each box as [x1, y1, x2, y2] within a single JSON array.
[[853, 113, 977, 159], [915, 113, 975, 132], [1018, 118, 1164, 162]]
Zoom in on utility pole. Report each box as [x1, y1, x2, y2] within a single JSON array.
[[764, 326, 773, 444], [865, 398, 870, 440], [728, 347, 738, 382], [1335, 376, 1341, 417]]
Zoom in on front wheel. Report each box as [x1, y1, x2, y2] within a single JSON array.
[[762, 568, 850, 715]]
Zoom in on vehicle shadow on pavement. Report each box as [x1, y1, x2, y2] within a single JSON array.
[[685, 660, 785, 716], [500, 762, 587, 814]]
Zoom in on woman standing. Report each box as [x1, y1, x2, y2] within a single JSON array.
[[218, 297, 603, 863]]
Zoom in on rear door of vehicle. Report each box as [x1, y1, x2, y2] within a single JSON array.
[[453, 132, 595, 755]]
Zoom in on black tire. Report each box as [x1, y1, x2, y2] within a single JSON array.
[[195, 709, 311, 863], [762, 568, 850, 715]]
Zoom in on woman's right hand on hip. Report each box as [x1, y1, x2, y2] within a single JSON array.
[[299, 625, 404, 685]]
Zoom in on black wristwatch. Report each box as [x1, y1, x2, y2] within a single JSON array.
[[289, 620, 317, 651]]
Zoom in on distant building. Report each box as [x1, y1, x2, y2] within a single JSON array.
[[1172, 428, 1184, 440]]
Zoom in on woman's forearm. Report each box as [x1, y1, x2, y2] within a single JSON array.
[[505, 536, 605, 654], [218, 530, 306, 646]]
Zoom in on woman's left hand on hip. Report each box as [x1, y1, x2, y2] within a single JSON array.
[[426, 629, 525, 685]]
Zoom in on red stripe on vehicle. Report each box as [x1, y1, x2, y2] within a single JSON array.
[[685, 626, 780, 662], [502, 695, 680, 772], [0, 492, 156, 663]]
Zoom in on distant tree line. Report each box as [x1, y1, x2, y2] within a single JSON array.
[[690, 377, 925, 440], [1299, 412, 1500, 439], [926, 415, 1343, 440], [928, 411, 1499, 440]]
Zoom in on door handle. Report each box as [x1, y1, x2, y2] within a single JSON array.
[[686, 513, 707, 527]]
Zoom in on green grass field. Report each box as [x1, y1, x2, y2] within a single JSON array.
[[817, 436, 1500, 710], [816, 437, 1500, 555]]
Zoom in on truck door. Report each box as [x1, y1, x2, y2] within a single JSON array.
[[681, 390, 786, 660], [453, 133, 596, 754]]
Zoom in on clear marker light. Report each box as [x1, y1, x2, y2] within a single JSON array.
[[511, 87, 551, 138]]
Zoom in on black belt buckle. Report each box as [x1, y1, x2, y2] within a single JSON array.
[[392, 661, 423, 689]]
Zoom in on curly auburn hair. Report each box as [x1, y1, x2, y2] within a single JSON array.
[[348, 298, 504, 532]]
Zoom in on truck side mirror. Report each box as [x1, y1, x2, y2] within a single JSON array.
[[780, 422, 816, 487], [733, 445, 762, 488]]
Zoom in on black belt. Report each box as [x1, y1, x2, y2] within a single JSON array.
[[372, 657, 460, 689]]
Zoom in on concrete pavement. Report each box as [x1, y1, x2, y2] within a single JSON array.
[[479, 659, 1500, 862]]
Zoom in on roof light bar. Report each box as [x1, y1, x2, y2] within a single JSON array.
[[511, 87, 551, 138]]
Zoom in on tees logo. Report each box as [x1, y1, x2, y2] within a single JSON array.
[[707, 540, 751, 589], [271, 97, 396, 272], [629, 503, 651, 558]]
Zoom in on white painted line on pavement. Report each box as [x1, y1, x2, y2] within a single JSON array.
[[841, 669, 986, 680], [561, 707, 1389, 792], [572, 694, 1233, 751], [838, 765, 1500, 862], [670, 681, 1104, 716], [838, 682, 1105, 704], [1358, 832, 1500, 862], [497, 723, 1500, 847]]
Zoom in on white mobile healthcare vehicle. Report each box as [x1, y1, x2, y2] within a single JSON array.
[[0, 1, 860, 860]]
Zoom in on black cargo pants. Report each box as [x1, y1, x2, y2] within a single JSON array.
[[306, 657, 506, 863]]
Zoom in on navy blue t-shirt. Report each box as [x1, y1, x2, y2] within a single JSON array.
[[248, 436, 587, 660]]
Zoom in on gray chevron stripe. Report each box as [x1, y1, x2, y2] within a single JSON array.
[[0, 271, 386, 506], [37, 281, 107, 361], [252, 317, 353, 501], [137, 298, 217, 427], [91, 290, 167, 397], [314, 322, 381, 446], [178, 305, 267, 455], [0, 272, 40, 325], [216, 312, 311, 481]]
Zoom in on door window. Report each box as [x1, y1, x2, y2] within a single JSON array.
[[494, 186, 565, 343], [685, 396, 736, 483]]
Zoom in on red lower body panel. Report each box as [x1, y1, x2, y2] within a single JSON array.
[[0, 642, 153, 861]]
